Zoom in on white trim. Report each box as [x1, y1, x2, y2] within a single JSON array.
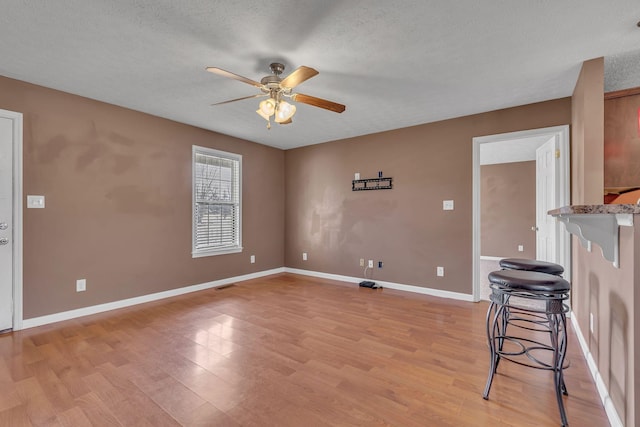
[[20, 267, 285, 330], [0, 109, 23, 331], [20, 266, 475, 330], [284, 268, 474, 302], [472, 125, 571, 303], [192, 246, 243, 258], [479, 255, 504, 262], [472, 135, 481, 302], [192, 145, 243, 258], [570, 312, 623, 427]]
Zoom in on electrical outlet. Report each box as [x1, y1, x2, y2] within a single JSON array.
[[302, 252, 308, 261], [359, 258, 365, 267], [443, 200, 454, 210], [378, 261, 383, 268], [518, 245, 524, 252], [27, 195, 45, 209], [76, 279, 86, 292], [436, 266, 444, 277], [368, 260, 374, 268], [250, 255, 255, 263]]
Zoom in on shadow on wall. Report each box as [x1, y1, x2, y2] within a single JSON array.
[[589, 272, 600, 364], [608, 291, 628, 423]]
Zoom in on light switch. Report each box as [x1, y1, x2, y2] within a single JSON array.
[[27, 195, 45, 208], [443, 200, 454, 211]]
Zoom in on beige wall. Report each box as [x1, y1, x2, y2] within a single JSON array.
[[571, 57, 636, 426], [481, 161, 536, 259], [572, 226, 637, 425], [604, 93, 640, 188], [0, 76, 285, 319], [285, 99, 571, 294], [571, 57, 604, 205]]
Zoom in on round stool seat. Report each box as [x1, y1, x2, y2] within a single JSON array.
[[488, 269, 570, 293], [499, 258, 564, 276]]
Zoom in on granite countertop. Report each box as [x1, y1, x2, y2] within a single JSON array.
[[548, 204, 640, 215]]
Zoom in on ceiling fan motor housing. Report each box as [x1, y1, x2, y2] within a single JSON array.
[[269, 62, 285, 75]]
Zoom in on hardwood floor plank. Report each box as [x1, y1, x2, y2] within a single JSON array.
[[74, 392, 122, 426], [0, 273, 609, 426], [55, 406, 93, 427], [0, 405, 33, 427]]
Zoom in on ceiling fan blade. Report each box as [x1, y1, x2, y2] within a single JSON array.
[[292, 93, 346, 113], [211, 94, 267, 106], [280, 66, 319, 89], [206, 67, 263, 88]]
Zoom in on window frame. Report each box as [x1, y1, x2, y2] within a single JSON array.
[[192, 145, 242, 258]]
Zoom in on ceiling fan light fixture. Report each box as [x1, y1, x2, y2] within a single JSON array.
[[256, 108, 271, 121], [258, 98, 276, 116], [275, 101, 296, 123]]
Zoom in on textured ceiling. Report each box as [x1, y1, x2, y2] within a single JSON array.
[[1, 1, 639, 150], [605, 47, 640, 92]]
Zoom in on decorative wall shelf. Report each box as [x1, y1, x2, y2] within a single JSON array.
[[352, 177, 393, 191], [549, 205, 640, 268]]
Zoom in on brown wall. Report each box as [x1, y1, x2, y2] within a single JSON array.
[[0, 76, 285, 319], [572, 225, 637, 425], [572, 57, 604, 205], [284, 98, 571, 294], [481, 161, 536, 258], [604, 93, 640, 188], [571, 57, 636, 425]]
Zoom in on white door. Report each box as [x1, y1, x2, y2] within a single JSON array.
[[535, 136, 559, 262], [0, 117, 13, 331]]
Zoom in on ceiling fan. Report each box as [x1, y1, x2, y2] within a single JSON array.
[[206, 62, 346, 129]]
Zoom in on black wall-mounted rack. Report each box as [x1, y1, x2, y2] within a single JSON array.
[[352, 177, 393, 191]]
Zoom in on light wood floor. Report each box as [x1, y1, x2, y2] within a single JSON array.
[[0, 273, 608, 426]]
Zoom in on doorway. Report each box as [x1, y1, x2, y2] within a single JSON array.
[[472, 125, 570, 301], [0, 109, 23, 332]]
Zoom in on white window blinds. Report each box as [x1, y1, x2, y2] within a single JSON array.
[[192, 146, 242, 257]]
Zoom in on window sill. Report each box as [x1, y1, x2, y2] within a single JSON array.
[[192, 246, 243, 258]]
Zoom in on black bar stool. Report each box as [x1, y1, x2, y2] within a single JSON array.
[[499, 258, 568, 384], [497, 258, 568, 397], [483, 269, 571, 426]]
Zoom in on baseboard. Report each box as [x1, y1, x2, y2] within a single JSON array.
[[480, 256, 504, 261], [20, 267, 286, 330], [284, 268, 474, 302], [570, 312, 623, 427]]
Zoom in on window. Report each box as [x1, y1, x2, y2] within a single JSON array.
[[192, 146, 242, 257]]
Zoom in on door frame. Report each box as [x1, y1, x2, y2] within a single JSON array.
[[472, 125, 570, 302], [1, 109, 23, 331]]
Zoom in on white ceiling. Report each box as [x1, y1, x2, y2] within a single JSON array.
[[1, 1, 639, 150]]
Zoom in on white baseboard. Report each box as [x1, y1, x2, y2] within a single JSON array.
[[480, 256, 504, 261], [284, 268, 474, 302], [19, 267, 473, 330], [19, 268, 620, 424], [570, 312, 623, 427], [20, 267, 286, 330]]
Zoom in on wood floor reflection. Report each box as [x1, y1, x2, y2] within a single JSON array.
[[0, 273, 608, 426]]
